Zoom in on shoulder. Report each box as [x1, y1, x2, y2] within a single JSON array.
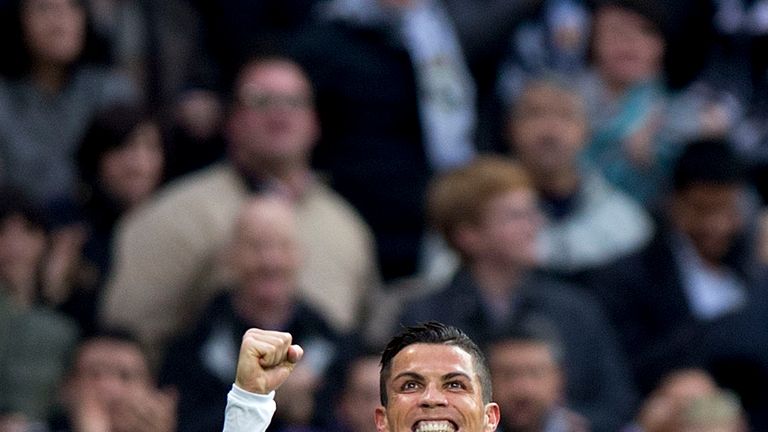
[[579, 172, 651, 219], [521, 273, 607, 316], [11, 306, 79, 349], [115, 164, 246, 245], [128, 164, 244, 223], [301, 179, 375, 240], [400, 272, 476, 323], [73, 65, 139, 103]]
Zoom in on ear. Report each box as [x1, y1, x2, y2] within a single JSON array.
[[374, 406, 389, 432], [484, 402, 501, 431]]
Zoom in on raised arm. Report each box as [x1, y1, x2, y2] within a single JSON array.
[[223, 329, 303, 432]]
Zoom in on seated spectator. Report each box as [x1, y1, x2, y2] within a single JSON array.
[[0, 187, 79, 427], [588, 140, 766, 405], [626, 368, 748, 432], [333, 353, 380, 432], [311, 335, 382, 432], [101, 54, 379, 366], [159, 195, 339, 432], [508, 75, 652, 276], [488, 315, 590, 432], [400, 156, 637, 431], [580, 0, 670, 205], [423, 75, 654, 284], [56, 102, 165, 333], [48, 328, 177, 432], [580, 0, 731, 205], [0, 0, 138, 210]]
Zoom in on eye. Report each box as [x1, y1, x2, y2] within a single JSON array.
[[446, 380, 467, 390], [401, 380, 420, 391]]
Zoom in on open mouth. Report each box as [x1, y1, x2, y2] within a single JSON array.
[[413, 420, 458, 432]]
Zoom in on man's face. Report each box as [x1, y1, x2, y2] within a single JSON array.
[[231, 198, 302, 313], [338, 356, 382, 432], [99, 121, 164, 208], [592, 6, 665, 89], [460, 190, 542, 268], [66, 339, 152, 411], [669, 183, 745, 265], [375, 343, 500, 432], [508, 83, 587, 177], [226, 60, 319, 173], [489, 341, 563, 432], [22, 0, 85, 66]]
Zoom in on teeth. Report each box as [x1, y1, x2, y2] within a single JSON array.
[[414, 421, 456, 432]]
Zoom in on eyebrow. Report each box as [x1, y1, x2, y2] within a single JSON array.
[[393, 372, 424, 382], [443, 372, 472, 381], [392, 371, 473, 382]]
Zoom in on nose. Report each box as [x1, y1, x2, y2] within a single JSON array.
[[419, 383, 448, 408]]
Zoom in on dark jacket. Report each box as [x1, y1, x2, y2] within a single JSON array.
[[160, 292, 339, 432], [290, 19, 431, 281], [588, 221, 768, 395]]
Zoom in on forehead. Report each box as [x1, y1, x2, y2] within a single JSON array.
[[0, 213, 41, 231], [676, 183, 742, 204], [76, 340, 146, 371], [484, 189, 537, 214], [23, 0, 83, 14], [515, 83, 583, 115], [594, 5, 657, 33], [237, 61, 311, 94], [390, 343, 477, 379]]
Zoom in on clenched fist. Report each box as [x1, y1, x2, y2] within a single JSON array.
[[235, 329, 304, 394]]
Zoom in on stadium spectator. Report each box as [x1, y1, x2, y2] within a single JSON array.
[[401, 156, 637, 431], [100, 55, 379, 366], [159, 196, 338, 432]]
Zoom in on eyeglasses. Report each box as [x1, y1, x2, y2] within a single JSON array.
[[237, 92, 313, 111]]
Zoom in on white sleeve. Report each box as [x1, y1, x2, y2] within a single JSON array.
[[222, 384, 276, 432]]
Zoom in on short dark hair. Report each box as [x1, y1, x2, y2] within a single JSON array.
[[77, 102, 159, 187], [590, 0, 669, 39], [379, 321, 492, 405], [229, 52, 314, 104], [66, 326, 149, 377], [486, 314, 565, 365], [672, 139, 746, 192], [0, 186, 49, 232]]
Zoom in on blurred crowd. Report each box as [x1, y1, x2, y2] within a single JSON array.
[[1, 0, 768, 431]]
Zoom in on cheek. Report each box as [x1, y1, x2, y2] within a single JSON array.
[[99, 157, 128, 187], [640, 37, 664, 64], [23, 16, 47, 52]]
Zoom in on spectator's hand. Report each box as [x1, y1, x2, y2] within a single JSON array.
[[624, 108, 663, 169], [636, 394, 680, 432], [67, 381, 111, 432], [112, 386, 178, 432], [0, 413, 33, 432], [235, 329, 303, 395], [42, 224, 86, 305], [66, 374, 177, 432]]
